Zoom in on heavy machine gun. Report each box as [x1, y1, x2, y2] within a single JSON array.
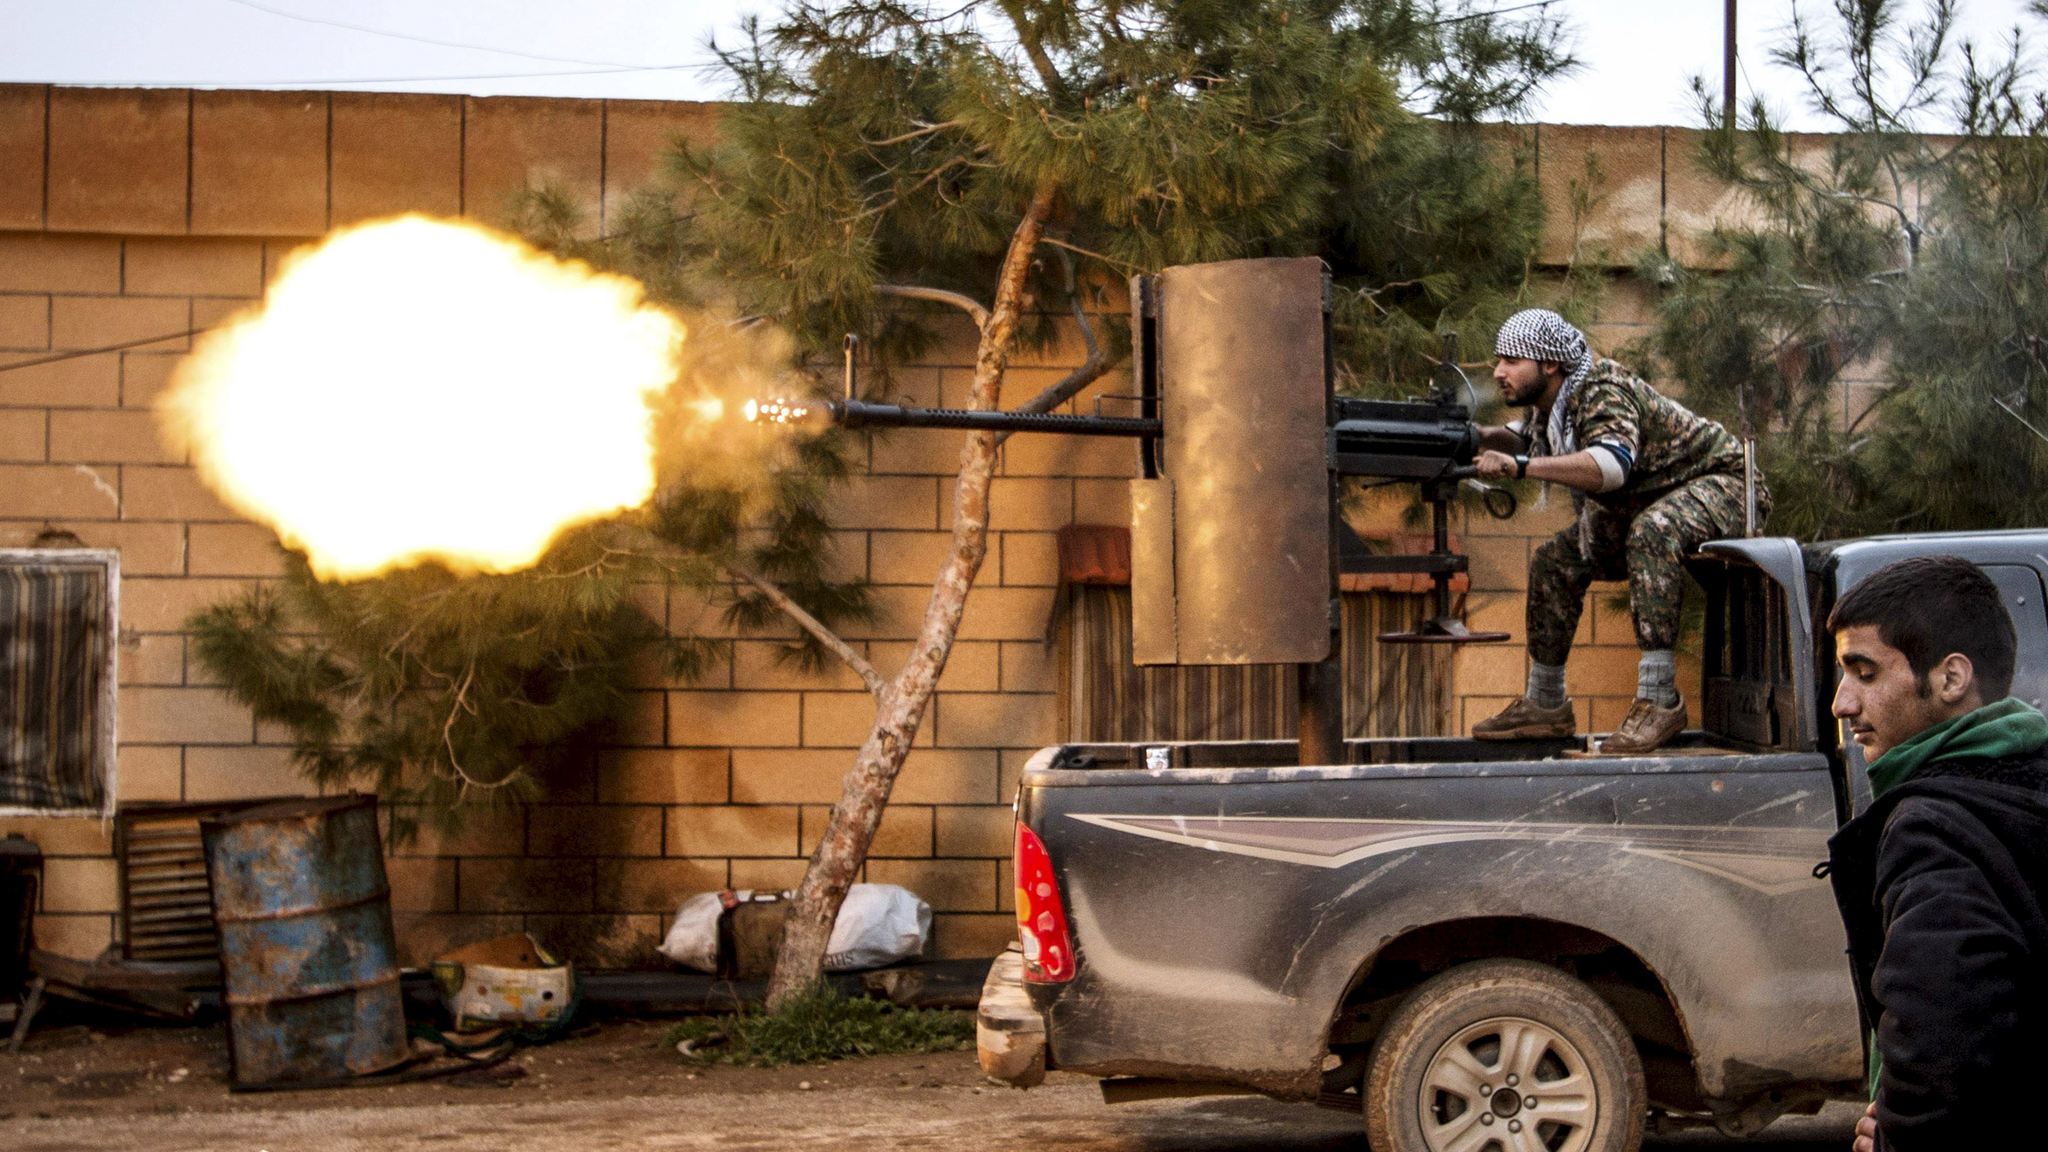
[[758, 257, 1517, 764]]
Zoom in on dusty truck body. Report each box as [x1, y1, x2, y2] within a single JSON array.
[[977, 530, 2048, 1143]]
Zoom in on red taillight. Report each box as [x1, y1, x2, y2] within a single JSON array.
[[1014, 821, 1075, 983]]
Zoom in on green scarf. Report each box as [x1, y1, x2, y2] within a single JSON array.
[[1865, 696, 2048, 799]]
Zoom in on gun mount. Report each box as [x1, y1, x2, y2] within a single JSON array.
[[760, 257, 1517, 763]]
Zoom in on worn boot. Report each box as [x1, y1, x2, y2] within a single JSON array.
[[1472, 696, 1578, 741], [1598, 695, 1687, 754]]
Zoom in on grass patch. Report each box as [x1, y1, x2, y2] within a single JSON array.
[[664, 985, 974, 1066]]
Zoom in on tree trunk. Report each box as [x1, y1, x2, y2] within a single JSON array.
[[764, 183, 1058, 1009]]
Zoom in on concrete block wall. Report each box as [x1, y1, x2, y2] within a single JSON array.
[[0, 83, 1754, 967]]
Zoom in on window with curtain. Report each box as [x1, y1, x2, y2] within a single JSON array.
[[1, 550, 118, 815]]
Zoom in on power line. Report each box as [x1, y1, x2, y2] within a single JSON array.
[[1423, 0, 1560, 28], [218, 0, 653, 70]]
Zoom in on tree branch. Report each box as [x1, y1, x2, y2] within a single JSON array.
[[728, 562, 886, 697], [1000, 246, 1111, 436], [861, 119, 964, 147], [875, 284, 990, 331]]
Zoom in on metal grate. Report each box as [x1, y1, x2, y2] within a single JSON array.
[[117, 799, 299, 962]]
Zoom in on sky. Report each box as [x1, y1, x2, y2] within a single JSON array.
[[0, 0, 2042, 128]]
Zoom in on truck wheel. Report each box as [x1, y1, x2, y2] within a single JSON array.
[[1362, 959, 1645, 1152]]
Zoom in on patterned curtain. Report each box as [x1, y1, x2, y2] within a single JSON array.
[[1, 559, 113, 813], [1064, 586, 1452, 742]]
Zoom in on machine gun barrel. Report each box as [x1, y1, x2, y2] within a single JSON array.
[[825, 398, 1162, 438]]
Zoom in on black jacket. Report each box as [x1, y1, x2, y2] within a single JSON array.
[[1825, 751, 2048, 1151]]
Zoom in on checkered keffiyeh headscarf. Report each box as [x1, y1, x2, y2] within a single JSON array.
[[1494, 308, 1592, 455]]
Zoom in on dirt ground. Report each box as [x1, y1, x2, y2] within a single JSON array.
[[0, 1015, 1862, 1151]]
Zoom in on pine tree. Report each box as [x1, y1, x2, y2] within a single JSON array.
[[670, 0, 1575, 1007], [1645, 0, 2048, 539]]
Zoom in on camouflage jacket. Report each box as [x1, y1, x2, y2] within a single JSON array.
[[1525, 358, 1746, 509]]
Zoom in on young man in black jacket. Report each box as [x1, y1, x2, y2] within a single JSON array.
[[1824, 555, 2048, 1152]]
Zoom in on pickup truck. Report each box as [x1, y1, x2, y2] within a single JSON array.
[[975, 530, 2048, 1150]]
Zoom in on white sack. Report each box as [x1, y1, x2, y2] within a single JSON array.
[[824, 883, 932, 972], [658, 889, 750, 971]]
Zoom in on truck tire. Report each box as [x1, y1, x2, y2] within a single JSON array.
[[1362, 959, 1645, 1152]]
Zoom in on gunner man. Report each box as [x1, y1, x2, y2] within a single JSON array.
[[1469, 308, 1763, 753]]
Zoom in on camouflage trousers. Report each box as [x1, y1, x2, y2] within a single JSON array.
[[1525, 471, 1764, 666]]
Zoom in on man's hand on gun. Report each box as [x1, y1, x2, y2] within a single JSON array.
[[1473, 449, 1522, 481]]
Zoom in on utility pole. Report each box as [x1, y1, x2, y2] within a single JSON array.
[[1724, 0, 1738, 130]]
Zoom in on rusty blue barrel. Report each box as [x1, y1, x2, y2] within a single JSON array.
[[201, 794, 407, 1085]]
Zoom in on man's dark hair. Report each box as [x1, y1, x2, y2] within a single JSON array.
[[1828, 555, 2017, 700]]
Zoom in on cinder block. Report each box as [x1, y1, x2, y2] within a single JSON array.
[[1453, 643, 1527, 699], [933, 691, 1057, 749], [1458, 695, 1517, 737], [0, 408, 43, 461], [600, 99, 721, 214], [191, 90, 327, 235], [1535, 124, 1665, 267], [903, 748, 1002, 805], [46, 88, 189, 235], [997, 858, 1014, 912], [0, 234, 122, 294], [667, 689, 799, 747], [0, 294, 48, 350], [122, 237, 265, 297], [821, 584, 924, 641], [731, 749, 854, 805], [120, 351, 181, 408], [801, 803, 931, 858], [385, 857, 458, 913], [28, 913, 112, 960], [529, 805, 663, 857], [999, 427, 1134, 478], [0, 352, 119, 407], [182, 743, 306, 800], [118, 631, 184, 686], [1588, 695, 1636, 734], [935, 805, 1012, 858], [869, 530, 957, 586], [728, 858, 803, 891], [864, 858, 995, 912], [981, 477, 1072, 532], [458, 858, 594, 913], [731, 639, 869, 692], [869, 426, 966, 476], [119, 576, 249, 632], [957, 587, 1055, 641], [600, 689, 666, 748], [391, 912, 523, 968], [999, 532, 1058, 587], [526, 914, 660, 970], [391, 805, 526, 858], [0, 85, 45, 228], [0, 463, 119, 518], [119, 687, 250, 745], [1590, 593, 1637, 646], [866, 639, 998, 692], [51, 296, 190, 352], [835, 474, 939, 531], [1566, 646, 1643, 698], [330, 92, 462, 224], [927, 913, 1014, 960], [800, 690, 903, 749], [119, 466, 239, 521], [49, 408, 180, 465], [115, 743, 182, 800], [0, 815, 113, 855], [666, 805, 799, 858], [16, 519, 187, 575], [594, 857, 725, 914], [1465, 535, 1530, 592], [189, 292, 258, 337], [596, 747, 728, 805], [184, 522, 283, 576], [1071, 477, 1128, 525], [998, 640, 1055, 693], [462, 96, 604, 229]]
